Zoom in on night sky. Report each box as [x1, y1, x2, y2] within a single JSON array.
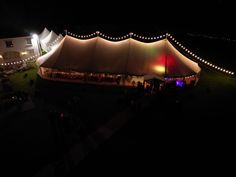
[[0, 0, 235, 37]]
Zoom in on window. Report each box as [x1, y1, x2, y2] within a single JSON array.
[[25, 38, 32, 45], [5, 40, 14, 48]]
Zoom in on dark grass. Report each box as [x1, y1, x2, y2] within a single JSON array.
[[0, 68, 37, 98], [0, 70, 134, 177], [68, 69, 236, 176]]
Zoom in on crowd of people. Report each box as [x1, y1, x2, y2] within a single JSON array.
[[41, 69, 147, 87]]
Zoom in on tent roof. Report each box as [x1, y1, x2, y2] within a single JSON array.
[[39, 28, 50, 40], [39, 35, 201, 78], [41, 31, 58, 46]]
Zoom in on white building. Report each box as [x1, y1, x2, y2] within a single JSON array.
[[0, 35, 40, 64], [0, 28, 63, 70]]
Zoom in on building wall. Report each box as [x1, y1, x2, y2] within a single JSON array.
[[0, 36, 40, 63]]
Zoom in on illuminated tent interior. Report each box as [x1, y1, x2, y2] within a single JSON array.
[[37, 35, 201, 87]]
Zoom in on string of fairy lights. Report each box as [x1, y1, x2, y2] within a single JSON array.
[[66, 30, 234, 76], [0, 30, 234, 76], [166, 33, 234, 75], [66, 31, 167, 41], [0, 54, 40, 66], [48, 34, 63, 47]]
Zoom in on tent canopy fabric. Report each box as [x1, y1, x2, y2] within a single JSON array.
[[39, 28, 50, 41], [39, 35, 201, 78], [41, 31, 58, 45], [40, 31, 62, 52]]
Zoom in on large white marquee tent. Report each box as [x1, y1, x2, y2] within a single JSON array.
[[37, 34, 201, 86]]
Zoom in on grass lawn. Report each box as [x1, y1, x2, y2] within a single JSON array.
[[7, 67, 38, 94], [68, 68, 236, 176], [0, 67, 38, 99], [182, 67, 236, 119]]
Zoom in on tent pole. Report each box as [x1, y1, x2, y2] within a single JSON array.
[[124, 36, 131, 86], [164, 38, 168, 80], [39, 67, 43, 76]]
